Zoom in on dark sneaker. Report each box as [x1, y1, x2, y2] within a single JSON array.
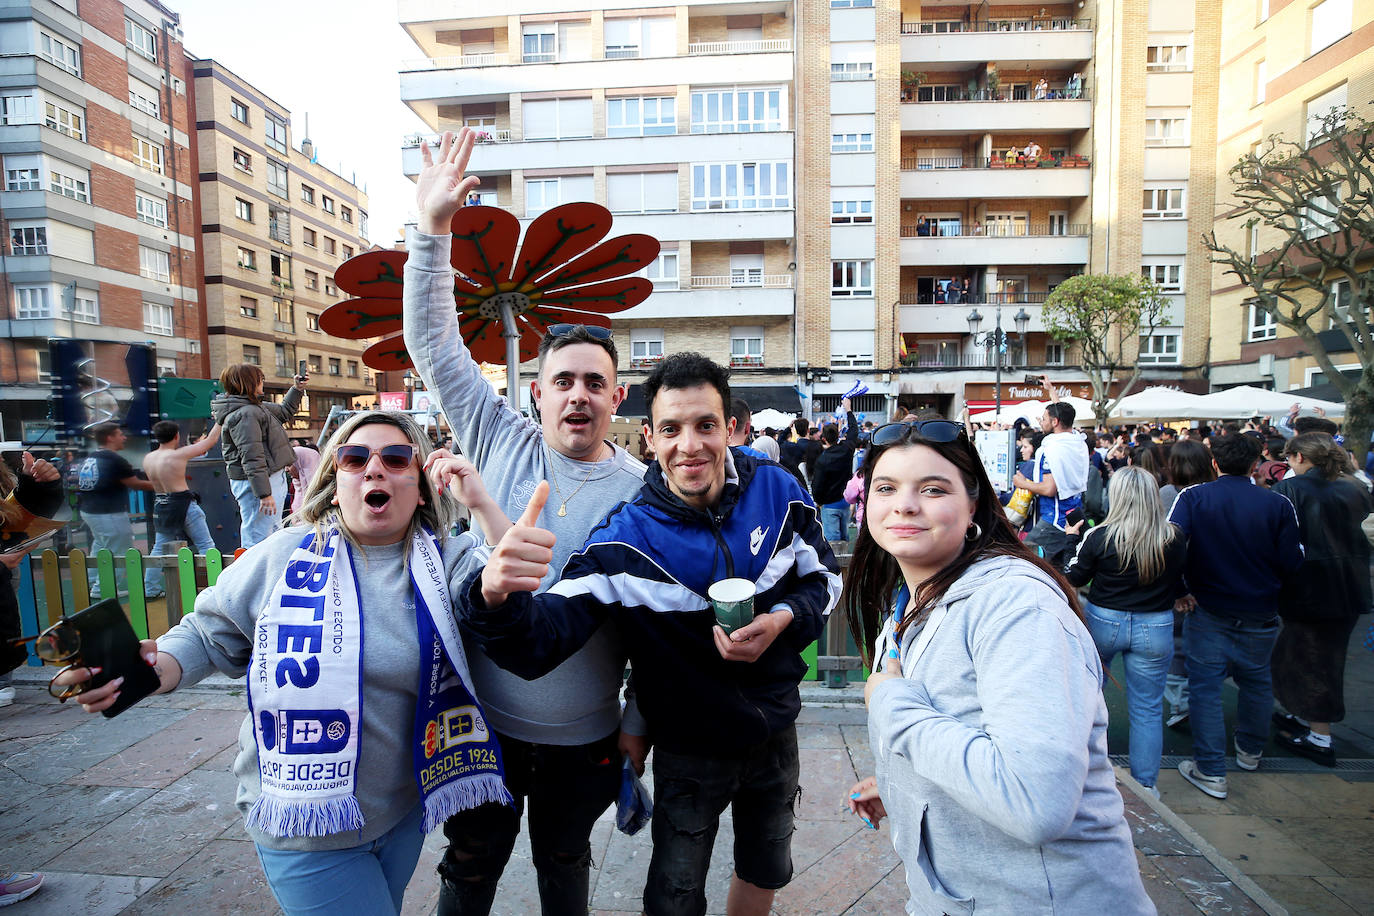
[[1166, 709, 1189, 729], [0, 871, 42, 907], [1278, 732, 1336, 768], [1179, 760, 1228, 799]]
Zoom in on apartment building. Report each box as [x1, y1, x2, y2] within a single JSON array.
[[1209, 0, 1370, 393], [189, 59, 374, 440], [397, 0, 806, 419], [0, 0, 202, 442]]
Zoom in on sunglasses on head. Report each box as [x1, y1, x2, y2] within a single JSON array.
[[547, 323, 612, 341], [10, 617, 86, 700], [870, 419, 966, 448], [333, 444, 416, 472]]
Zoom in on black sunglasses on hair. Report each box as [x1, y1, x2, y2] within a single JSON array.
[[870, 419, 966, 447], [547, 323, 612, 341]]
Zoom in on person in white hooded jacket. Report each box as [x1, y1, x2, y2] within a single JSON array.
[[1013, 393, 1089, 567], [843, 418, 1154, 916]]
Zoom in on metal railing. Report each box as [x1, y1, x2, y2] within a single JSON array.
[[901, 352, 1031, 369], [688, 39, 792, 55], [402, 39, 791, 71], [688, 274, 793, 289], [901, 17, 1091, 33], [899, 292, 1051, 305], [901, 155, 1090, 170], [904, 86, 1088, 102], [900, 223, 1088, 238]]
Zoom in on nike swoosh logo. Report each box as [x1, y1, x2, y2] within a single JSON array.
[[750, 526, 769, 556]]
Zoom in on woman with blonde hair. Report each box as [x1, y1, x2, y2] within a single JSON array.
[[1064, 465, 1187, 793], [57, 412, 515, 914]]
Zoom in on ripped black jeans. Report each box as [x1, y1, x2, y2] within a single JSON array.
[[645, 725, 801, 916], [437, 729, 620, 916]]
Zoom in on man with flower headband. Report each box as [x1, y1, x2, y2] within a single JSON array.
[[404, 128, 648, 915]]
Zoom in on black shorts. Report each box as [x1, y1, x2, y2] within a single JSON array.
[[644, 725, 801, 916]]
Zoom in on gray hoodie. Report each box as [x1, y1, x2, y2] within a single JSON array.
[[868, 555, 1154, 915], [212, 386, 303, 497]]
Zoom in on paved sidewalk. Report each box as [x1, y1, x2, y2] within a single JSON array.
[[0, 674, 1304, 916]]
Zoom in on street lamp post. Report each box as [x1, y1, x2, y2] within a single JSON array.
[[968, 306, 1032, 421]]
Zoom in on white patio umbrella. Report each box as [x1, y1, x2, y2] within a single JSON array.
[[1109, 387, 1209, 420], [1194, 386, 1345, 419], [749, 408, 797, 431], [969, 397, 1096, 426]]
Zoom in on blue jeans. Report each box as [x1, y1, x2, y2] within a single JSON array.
[[1184, 609, 1280, 777], [820, 502, 848, 543], [231, 470, 287, 550], [143, 501, 215, 596], [1083, 600, 1173, 787], [255, 804, 424, 916], [84, 510, 134, 593]]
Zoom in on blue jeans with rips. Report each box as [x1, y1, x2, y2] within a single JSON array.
[[1083, 599, 1173, 787], [1184, 608, 1280, 777], [143, 501, 216, 596]]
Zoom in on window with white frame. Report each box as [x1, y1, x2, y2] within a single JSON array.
[[265, 116, 288, 154], [831, 195, 873, 224], [133, 135, 163, 173], [730, 327, 764, 366], [640, 252, 679, 289], [231, 98, 249, 123], [691, 161, 789, 210], [266, 159, 288, 199], [1259, 0, 1270, 21], [341, 205, 352, 224], [522, 23, 558, 62], [831, 61, 874, 80], [630, 328, 664, 365], [322, 195, 335, 214], [730, 254, 764, 287], [523, 98, 592, 140], [830, 330, 874, 368], [303, 227, 316, 247], [65, 288, 98, 324], [306, 311, 320, 331], [143, 301, 173, 336], [233, 148, 251, 172], [14, 285, 51, 319], [831, 114, 874, 152], [1045, 342, 1065, 365], [1143, 187, 1185, 219], [1247, 301, 1277, 341], [607, 171, 677, 213], [10, 224, 46, 255], [1142, 261, 1183, 293], [323, 236, 336, 255], [0, 92, 38, 126], [1303, 186, 1343, 239], [48, 160, 88, 201], [1146, 45, 1190, 71], [831, 0, 875, 7], [125, 18, 157, 62], [240, 296, 258, 318], [603, 16, 675, 59], [1305, 83, 1347, 146], [242, 344, 260, 364], [525, 175, 593, 215], [5, 155, 41, 191], [1254, 59, 1266, 104], [341, 244, 353, 259], [325, 276, 337, 296], [141, 245, 171, 281], [44, 100, 84, 140], [236, 247, 256, 270], [128, 78, 159, 116], [1330, 277, 1355, 325], [233, 198, 252, 221], [1138, 331, 1181, 364], [136, 192, 167, 228], [832, 260, 874, 296], [39, 29, 81, 75], [329, 357, 341, 377], [300, 184, 314, 205], [607, 96, 676, 137], [1144, 117, 1187, 145], [690, 87, 784, 134], [1310, 0, 1352, 56]]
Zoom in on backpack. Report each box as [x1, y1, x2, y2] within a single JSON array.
[[1083, 466, 1106, 523]]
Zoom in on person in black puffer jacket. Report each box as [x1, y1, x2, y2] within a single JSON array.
[[1, 452, 64, 702], [810, 402, 857, 543]]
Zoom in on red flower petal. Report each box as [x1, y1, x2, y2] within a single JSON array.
[[461, 318, 541, 365], [337, 250, 408, 299], [319, 298, 403, 340], [518, 309, 614, 335], [532, 277, 653, 314], [512, 203, 614, 288], [363, 336, 412, 371], [449, 206, 521, 289], [534, 235, 660, 291]]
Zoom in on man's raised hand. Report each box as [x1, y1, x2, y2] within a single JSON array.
[[416, 129, 480, 236], [480, 481, 556, 607]]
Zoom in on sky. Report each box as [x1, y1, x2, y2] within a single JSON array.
[[175, 0, 431, 246]]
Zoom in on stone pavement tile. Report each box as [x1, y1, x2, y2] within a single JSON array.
[[796, 722, 846, 748], [1, 784, 155, 868], [791, 818, 866, 874], [795, 706, 867, 726], [14, 871, 160, 916], [1121, 792, 1198, 856], [840, 864, 910, 914], [1315, 873, 1374, 914], [839, 723, 874, 778], [1216, 772, 1324, 818], [120, 838, 278, 916], [1259, 773, 1374, 820], [0, 771, 46, 813], [1251, 875, 1358, 916], [0, 706, 190, 785], [1155, 768, 1239, 816], [773, 827, 901, 915], [1135, 849, 1205, 915], [1262, 815, 1374, 879], [45, 766, 241, 878], [590, 810, 735, 914], [1183, 814, 1337, 877], [1150, 855, 1269, 915], [196, 742, 239, 775], [0, 696, 89, 738], [136, 687, 248, 711], [489, 822, 544, 916], [798, 747, 860, 822], [399, 829, 447, 916], [71, 709, 243, 789]]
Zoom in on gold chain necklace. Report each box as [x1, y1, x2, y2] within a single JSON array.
[[546, 443, 604, 517]]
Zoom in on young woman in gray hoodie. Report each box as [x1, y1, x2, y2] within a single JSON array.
[[843, 420, 1155, 915]]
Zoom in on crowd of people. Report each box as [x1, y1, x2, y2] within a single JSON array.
[[2, 126, 1369, 914]]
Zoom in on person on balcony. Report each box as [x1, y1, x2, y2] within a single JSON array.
[[1033, 78, 1049, 100]]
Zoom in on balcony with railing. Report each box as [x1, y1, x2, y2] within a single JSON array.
[[900, 88, 1090, 133], [900, 223, 1089, 266], [623, 273, 794, 321], [729, 354, 765, 369], [900, 17, 1092, 65], [901, 154, 1090, 198], [899, 299, 1049, 336]]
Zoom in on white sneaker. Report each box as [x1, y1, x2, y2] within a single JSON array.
[[1141, 785, 1161, 800], [1235, 742, 1262, 771], [1166, 709, 1189, 729], [0, 686, 14, 708], [1179, 760, 1228, 799]]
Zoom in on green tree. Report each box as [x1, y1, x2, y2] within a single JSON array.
[[1041, 273, 1168, 426], [1203, 107, 1374, 464]]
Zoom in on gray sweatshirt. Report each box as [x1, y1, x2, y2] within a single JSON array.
[[868, 556, 1154, 915], [403, 231, 647, 745], [157, 525, 487, 852]]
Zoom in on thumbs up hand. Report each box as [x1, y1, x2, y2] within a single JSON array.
[[480, 481, 557, 608]]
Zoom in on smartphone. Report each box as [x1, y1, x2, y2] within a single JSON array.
[[297, 359, 308, 377], [1024, 374, 1041, 385], [1066, 508, 1086, 528]]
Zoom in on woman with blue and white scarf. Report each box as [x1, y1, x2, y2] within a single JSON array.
[[58, 412, 513, 914]]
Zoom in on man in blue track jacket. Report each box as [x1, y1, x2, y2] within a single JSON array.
[[461, 352, 842, 916]]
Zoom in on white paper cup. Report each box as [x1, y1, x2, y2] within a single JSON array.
[[708, 578, 756, 633]]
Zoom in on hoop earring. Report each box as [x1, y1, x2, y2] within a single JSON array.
[[966, 522, 982, 541]]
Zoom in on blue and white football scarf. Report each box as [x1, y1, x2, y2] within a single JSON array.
[[246, 526, 511, 838]]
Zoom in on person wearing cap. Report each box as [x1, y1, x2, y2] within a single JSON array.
[[71, 422, 154, 593]]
